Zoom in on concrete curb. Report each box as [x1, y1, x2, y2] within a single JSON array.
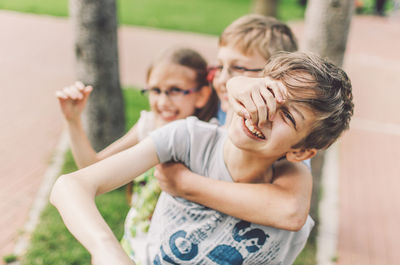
[[11, 131, 69, 262], [317, 142, 339, 265]]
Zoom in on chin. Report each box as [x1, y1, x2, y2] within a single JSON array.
[[161, 116, 179, 122], [228, 123, 251, 150]]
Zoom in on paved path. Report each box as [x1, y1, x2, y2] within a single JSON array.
[[1, 10, 399, 265]]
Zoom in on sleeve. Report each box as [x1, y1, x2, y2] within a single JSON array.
[[149, 119, 191, 164]]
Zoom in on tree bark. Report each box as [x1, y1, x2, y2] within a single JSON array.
[[70, 0, 125, 151], [302, 0, 355, 66], [252, 0, 278, 18], [302, 0, 355, 242]]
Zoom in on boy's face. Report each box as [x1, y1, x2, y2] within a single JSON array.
[[227, 76, 317, 160], [213, 45, 267, 112]]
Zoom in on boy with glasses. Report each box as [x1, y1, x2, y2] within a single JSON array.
[[211, 14, 297, 124]]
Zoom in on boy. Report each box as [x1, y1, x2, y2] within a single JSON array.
[[155, 14, 309, 231], [213, 14, 298, 124], [51, 51, 354, 265]]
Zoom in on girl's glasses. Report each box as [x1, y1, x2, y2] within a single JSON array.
[[140, 86, 199, 99]]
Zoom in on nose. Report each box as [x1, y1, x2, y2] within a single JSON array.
[[157, 91, 172, 107], [214, 68, 231, 92]]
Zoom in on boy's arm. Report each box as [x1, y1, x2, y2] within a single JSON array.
[[50, 137, 158, 263], [156, 161, 311, 231], [57, 82, 140, 168]]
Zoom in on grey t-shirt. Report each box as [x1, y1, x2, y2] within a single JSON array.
[[147, 117, 314, 265]]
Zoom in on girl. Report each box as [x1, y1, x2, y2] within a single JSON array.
[[56, 47, 218, 263]]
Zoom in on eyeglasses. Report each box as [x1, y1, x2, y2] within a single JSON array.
[[140, 86, 199, 99], [210, 65, 264, 78]]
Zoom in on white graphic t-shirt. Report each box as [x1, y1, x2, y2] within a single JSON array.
[[144, 117, 314, 265]]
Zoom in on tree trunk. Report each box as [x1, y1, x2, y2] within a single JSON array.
[[302, 0, 355, 66], [70, 0, 125, 151], [252, 0, 278, 18], [302, 0, 355, 243]]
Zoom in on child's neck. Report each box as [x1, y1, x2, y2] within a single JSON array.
[[223, 139, 278, 184]]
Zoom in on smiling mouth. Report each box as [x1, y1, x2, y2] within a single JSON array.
[[244, 119, 265, 139], [159, 110, 178, 121]]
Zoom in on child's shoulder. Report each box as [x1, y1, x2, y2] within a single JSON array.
[[184, 116, 223, 136]]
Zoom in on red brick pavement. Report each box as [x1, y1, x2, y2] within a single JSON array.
[[337, 16, 400, 265], [0, 12, 70, 262], [1, 10, 399, 265]]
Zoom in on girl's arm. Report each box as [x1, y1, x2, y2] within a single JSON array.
[[50, 137, 159, 263], [57, 82, 140, 168], [156, 160, 311, 231], [66, 119, 140, 168]]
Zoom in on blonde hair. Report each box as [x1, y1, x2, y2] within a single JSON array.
[[219, 14, 298, 60], [264, 51, 354, 149]]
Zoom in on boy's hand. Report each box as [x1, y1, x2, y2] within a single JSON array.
[[227, 76, 287, 126], [155, 163, 191, 197], [56, 81, 93, 122]]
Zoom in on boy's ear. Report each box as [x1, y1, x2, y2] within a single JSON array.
[[285, 148, 317, 163], [195, 85, 212, 108]]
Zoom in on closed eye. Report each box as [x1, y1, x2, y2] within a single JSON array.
[[232, 65, 247, 72], [215, 65, 223, 71], [281, 109, 297, 129]]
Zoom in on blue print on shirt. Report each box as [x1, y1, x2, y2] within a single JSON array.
[[159, 245, 180, 265], [169, 230, 198, 260], [207, 245, 243, 265], [153, 230, 199, 264], [233, 220, 269, 253], [207, 221, 269, 265]]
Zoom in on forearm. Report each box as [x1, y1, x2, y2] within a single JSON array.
[[50, 175, 134, 264], [178, 172, 310, 231], [66, 119, 99, 168]]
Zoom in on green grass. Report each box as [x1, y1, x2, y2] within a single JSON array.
[[294, 241, 316, 265], [355, 0, 395, 14], [19, 88, 148, 265], [0, 0, 305, 35]]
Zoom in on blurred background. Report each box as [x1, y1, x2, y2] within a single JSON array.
[[0, 0, 399, 264]]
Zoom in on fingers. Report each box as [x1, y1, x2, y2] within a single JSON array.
[[259, 87, 276, 122], [55, 90, 68, 100], [250, 86, 266, 126], [75, 81, 85, 91], [76, 81, 93, 97], [228, 94, 251, 120], [55, 81, 92, 101], [264, 77, 287, 104], [84, 85, 93, 95], [228, 76, 288, 126]]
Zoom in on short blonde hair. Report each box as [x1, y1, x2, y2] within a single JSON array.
[[219, 14, 298, 60], [264, 52, 354, 149]]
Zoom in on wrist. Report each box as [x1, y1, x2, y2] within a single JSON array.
[[90, 236, 127, 259], [177, 170, 200, 198], [65, 117, 83, 128]]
